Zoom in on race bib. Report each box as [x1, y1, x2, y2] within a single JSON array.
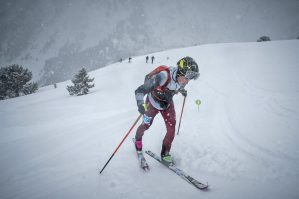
[[143, 114, 152, 125]]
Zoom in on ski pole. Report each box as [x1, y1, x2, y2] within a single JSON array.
[[177, 96, 186, 135], [99, 114, 142, 174]]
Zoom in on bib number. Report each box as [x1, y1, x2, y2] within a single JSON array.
[[143, 114, 152, 125]]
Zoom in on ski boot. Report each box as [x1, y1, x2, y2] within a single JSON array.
[[161, 151, 173, 166]]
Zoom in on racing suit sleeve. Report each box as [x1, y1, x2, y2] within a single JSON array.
[[135, 73, 163, 106]]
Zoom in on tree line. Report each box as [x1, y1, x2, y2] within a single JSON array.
[[0, 64, 95, 100]]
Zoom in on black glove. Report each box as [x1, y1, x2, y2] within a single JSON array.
[[137, 101, 149, 115], [179, 89, 187, 97]]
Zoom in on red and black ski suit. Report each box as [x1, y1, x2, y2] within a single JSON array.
[[135, 66, 184, 155]]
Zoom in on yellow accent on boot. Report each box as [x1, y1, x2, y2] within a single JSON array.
[[162, 154, 173, 163]]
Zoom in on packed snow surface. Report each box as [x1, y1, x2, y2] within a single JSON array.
[[1, 40, 299, 199]]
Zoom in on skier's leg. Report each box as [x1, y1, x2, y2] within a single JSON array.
[[160, 102, 176, 155], [135, 101, 159, 142]]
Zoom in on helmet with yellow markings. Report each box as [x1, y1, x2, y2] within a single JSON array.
[[176, 56, 199, 80]]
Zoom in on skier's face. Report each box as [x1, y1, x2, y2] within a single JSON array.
[[177, 75, 189, 87]]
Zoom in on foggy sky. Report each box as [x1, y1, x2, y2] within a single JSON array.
[[0, 0, 299, 85]]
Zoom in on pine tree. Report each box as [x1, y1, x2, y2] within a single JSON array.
[[257, 36, 271, 42], [0, 64, 38, 100], [22, 82, 39, 95], [67, 67, 95, 96]]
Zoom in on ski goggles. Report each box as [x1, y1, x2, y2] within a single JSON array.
[[185, 70, 200, 80]]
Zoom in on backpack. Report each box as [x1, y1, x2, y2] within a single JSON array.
[[144, 66, 171, 90]]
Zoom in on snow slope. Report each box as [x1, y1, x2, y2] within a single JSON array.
[[0, 40, 299, 199], [1, 0, 299, 85]]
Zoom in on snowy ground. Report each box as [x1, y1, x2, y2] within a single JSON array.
[[1, 40, 299, 199]]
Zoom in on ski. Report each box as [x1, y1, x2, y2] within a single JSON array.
[[133, 138, 149, 171], [145, 150, 208, 190]]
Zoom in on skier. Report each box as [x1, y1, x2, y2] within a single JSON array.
[[134, 56, 199, 164], [146, 56, 149, 63], [151, 56, 155, 64]]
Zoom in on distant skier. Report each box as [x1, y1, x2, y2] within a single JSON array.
[[146, 56, 149, 63], [129, 57, 132, 63], [134, 57, 199, 164], [151, 56, 155, 64]]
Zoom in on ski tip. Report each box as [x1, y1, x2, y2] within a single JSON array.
[[200, 182, 209, 190]]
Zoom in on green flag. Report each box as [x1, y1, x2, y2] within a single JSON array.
[[195, 99, 201, 111]]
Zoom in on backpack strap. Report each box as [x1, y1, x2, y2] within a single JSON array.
[[146, 65, 171, 89]]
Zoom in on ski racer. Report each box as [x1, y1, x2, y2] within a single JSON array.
[[134, 56, 199, 164]]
